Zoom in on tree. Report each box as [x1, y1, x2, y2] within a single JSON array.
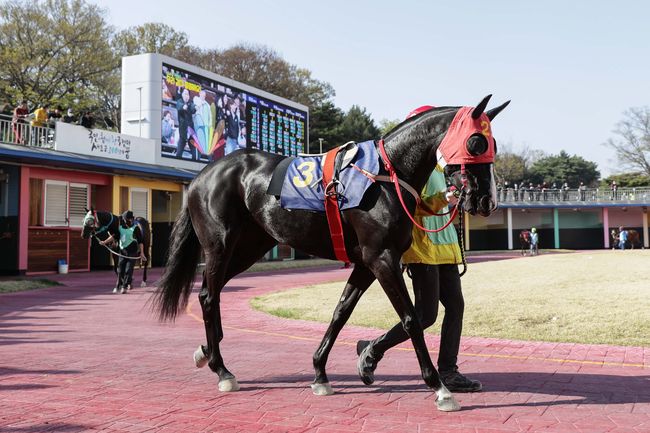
[[184, 43, 334, 109], [378, 118, 400, 136], [494, 151, 527, 185], [528, 150, 600, 187], [602, 172, 650, 188], [112, 23, 189, 57], [338, 105, 380, 148], [0, 0, 116, 112], [494, 143, 544, 186], [605, 107, 650, 178], [308, 101, 344, 153]]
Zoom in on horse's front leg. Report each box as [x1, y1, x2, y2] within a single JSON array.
[[311, 265, 375, 396], [369, 252, 460, 412], [140, 250, 149, 287]]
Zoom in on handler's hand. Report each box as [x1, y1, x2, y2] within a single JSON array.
[[445, 191, 458, 206], [140, 254, 147, 263]]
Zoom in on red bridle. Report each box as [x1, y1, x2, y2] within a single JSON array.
[[377, 139, 466, 233]]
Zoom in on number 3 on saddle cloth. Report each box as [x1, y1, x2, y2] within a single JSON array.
[[268, 140, 380, 262]]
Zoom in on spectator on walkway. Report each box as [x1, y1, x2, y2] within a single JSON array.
[[610, 181, 618, 200], [562, 182, 570, 201], [79, 111, 95, 129], [11, 101, 29, 144], [551, 182, 559, 200], [579, 182, 586, 201], [513, 183, 519, 201], [48, 106, 63, 125], [62, 108, 75, 123], [30, 104, 48, 128], [527, 183, 535, 201]]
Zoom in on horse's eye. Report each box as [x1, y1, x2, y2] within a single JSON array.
[[466, 134, 488, 156]]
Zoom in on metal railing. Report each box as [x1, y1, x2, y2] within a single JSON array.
[[498, 186, 650, 203], [0, 113, 56, 149]]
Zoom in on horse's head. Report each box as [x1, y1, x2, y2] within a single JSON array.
[[81, 207, 96, 239], [383, 95, 510, 217], [441, 95, 510, 216]]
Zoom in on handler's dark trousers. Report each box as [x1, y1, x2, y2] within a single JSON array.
[[117, 243, 139, 289], [370, 263, 464, 372]]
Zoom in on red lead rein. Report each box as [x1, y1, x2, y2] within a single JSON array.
[[377, 139, 465, 233]]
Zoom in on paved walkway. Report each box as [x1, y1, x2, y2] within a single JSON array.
[[1, 260, 649, 433]]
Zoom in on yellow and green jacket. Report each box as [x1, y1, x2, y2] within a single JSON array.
[[402, 165, 462, 265]]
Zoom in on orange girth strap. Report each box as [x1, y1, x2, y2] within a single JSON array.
[[322, 147, 351, 263]]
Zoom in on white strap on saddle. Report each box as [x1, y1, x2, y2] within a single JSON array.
[[373, 175, 420, 202], [300, 141, 360, 188], [299, 141, 359, 170]]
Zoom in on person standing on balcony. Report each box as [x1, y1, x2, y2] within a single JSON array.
[[11, 101, 29, 144], [47, 106, 62, 126], [62, 108, 75, 123], [79, 111, 95, 129], [30, 104, 48, 128], [562, 182, 570, 200], [579, 182, 586, 201], [610, 181, 618, 200]]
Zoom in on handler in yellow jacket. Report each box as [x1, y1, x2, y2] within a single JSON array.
[[356, 164, 482, 393]]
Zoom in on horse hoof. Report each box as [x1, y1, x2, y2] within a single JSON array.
[[218, 378, 240, 392], [436, 395, 461, 412], [140, 281, 147, 287], [193, 346, 208, 368], [356, 343, 376, 385], [310, 382, 334, 396]]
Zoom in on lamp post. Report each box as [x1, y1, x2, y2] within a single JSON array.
[[318, 137, 323, 154], [136, 86, 143, 137]]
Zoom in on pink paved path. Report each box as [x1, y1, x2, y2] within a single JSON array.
[[1, 262, 649, 433]]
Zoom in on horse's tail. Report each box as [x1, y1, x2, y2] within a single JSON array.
[[152, 206, 201, 322]]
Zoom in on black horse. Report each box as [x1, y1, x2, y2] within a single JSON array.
[[154, 95, 509, 412], [519, 230, 531, 255], [81, 208, 152, 288]]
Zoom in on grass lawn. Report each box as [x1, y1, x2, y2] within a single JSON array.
[[252, 250, 650, 346], [0, 279, 61, 294]]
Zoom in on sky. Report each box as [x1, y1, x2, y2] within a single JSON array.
[[92, 0, 650, 177]]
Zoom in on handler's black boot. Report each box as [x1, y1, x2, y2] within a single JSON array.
[[356, 340, 384, 385], [439, 368, 482, 392]]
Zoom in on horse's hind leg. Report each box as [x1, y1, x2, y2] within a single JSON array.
[[311, 264, 375, 396], [196, 221, 277, 392]]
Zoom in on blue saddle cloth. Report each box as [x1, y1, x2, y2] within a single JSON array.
[[280, 140, 380, 211]]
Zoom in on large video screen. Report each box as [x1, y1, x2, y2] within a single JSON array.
[[161, 63, 307, 162]]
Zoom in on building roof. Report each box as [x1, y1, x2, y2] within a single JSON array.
[[0, 142, 198, 182]]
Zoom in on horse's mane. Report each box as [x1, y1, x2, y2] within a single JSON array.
[[382, 106, 457, 142], [380, 107, 459, 182]]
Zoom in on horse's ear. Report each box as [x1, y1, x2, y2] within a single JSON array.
[[471, 94, 492, 119], [486, 100, 511, 121], [84, 207, 89, 212]]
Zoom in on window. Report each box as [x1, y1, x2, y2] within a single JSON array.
[[131, 188, 149, 219], [44, 181, 67, 226], [42, 180, 89, 227], [68, 184, 89, 227], [29, 179, 43, 226]]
